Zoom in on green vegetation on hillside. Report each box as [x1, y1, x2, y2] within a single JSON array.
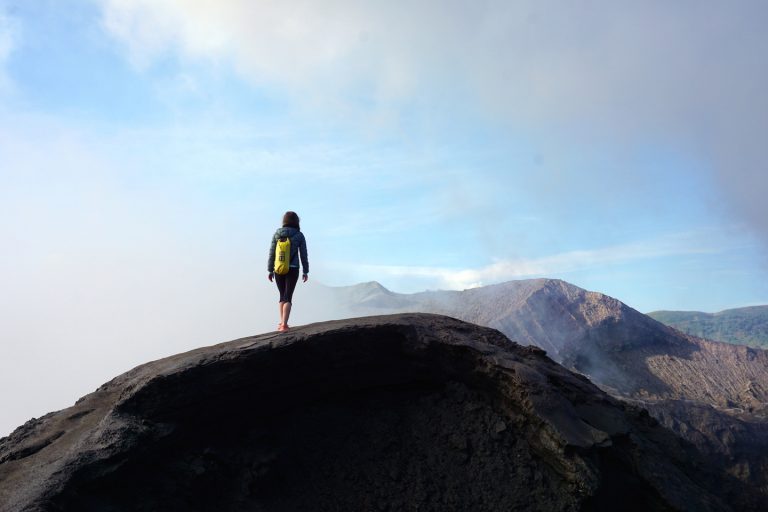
[[648, 306, 768, 349]]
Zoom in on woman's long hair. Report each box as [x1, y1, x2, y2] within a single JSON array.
[[282, 211, 300, 230]]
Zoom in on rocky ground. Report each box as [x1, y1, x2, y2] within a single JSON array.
[[1, 314, 760, 511]]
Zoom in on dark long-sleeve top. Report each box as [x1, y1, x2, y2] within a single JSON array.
[[267, 226, 309, 274]]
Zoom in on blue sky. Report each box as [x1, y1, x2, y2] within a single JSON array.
[[1, 1, 768, 434]]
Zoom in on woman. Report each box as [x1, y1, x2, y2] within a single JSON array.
[[267, 211, 309, 331]]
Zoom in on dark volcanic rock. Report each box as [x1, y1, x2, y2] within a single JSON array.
[[0, 314, 760, 511], [328, 280, 768, 502], [636, 398, 768, 498]]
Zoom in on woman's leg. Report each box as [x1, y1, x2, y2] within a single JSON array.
[[279, 269, 300, 329], [281, 302, 292, 326], [275, 273, 288, 329]]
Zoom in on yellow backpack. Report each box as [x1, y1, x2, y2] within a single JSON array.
[[274, 236, 291, 275]]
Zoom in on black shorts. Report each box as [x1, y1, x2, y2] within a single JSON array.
[[275, 268, 300, 303]]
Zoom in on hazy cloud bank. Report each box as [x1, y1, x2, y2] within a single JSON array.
[[0, 116, 348, 436]]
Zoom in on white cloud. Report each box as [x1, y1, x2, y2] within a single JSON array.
[[356, 230, 726, 291], [99, 0, 415, 106], [95, 1, 768, 250], [94, 1, 768, 128]]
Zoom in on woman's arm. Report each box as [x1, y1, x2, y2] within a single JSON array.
[[299, 234, 309, 279], [267, 234, 277, 274]]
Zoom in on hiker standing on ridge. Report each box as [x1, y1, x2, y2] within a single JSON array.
[[268, 211, 309, 332]]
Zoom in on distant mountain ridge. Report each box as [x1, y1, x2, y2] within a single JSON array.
[[648, 306, 768, 349], [330, 279, 629, 357]]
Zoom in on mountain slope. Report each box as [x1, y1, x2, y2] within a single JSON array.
[[649, 306, 768, 349], [0, 314, 759, 511]]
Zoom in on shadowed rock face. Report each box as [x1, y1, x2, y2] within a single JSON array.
[[328, 280, 768, 500], [0, 314, 759, 511], [635, 398, 768, 499]]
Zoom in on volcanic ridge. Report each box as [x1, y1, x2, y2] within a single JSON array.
[[1, 314, 761, 511]]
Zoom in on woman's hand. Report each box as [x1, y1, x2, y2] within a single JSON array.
[[268, 272, 274, 282], [302, 274, 308, 283]]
